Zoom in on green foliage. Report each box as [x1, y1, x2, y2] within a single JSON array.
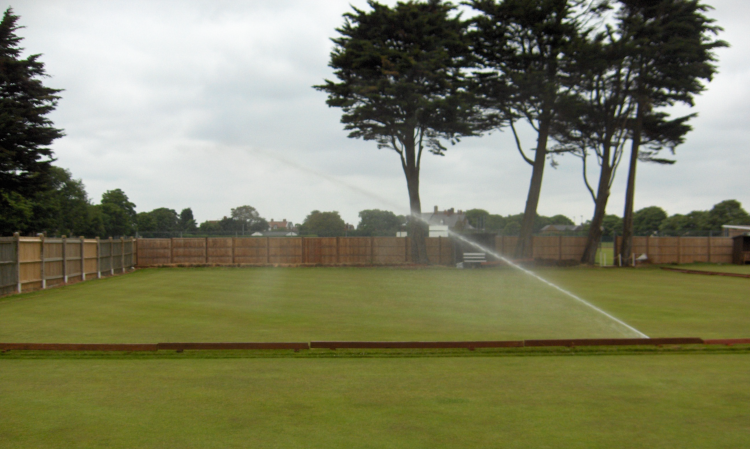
[[659, 211, 707, 235], [633, 206, 668, 235], [179, 208, 197, 232], [0, 8, 64, 204], [705, 200, 750, 230], [464, 209, 489, 228], [213, 205, 268, 234], [356, 209, 403, 236], [100, 189, 136, 237], [316, 0, 480, 156], [299, 210, 347, 237], [602, 214, 623, 237]]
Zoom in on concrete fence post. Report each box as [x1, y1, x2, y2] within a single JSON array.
[[96, 237, 101, 279], [80, 236, 86, 281], [40, 234, 46, 289], [14, 232, 21, 293], [109, 237, 114, 275], [62, 235, 68, 284]]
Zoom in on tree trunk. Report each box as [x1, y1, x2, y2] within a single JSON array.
[[581, 163, 613, 264], [514, 115, 551, 259], [401, 131, 427, 264], [620, 102, 644, 265], [405, 169, 427, 263]]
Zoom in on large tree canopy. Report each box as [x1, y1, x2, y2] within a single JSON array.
[[0, 7, 64, 234], [469, 0, 608, 259], [315, 0, 481, 262], [618, 0, 727, 262]]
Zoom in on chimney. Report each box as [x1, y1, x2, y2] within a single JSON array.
[[434, 205, 438, 213]]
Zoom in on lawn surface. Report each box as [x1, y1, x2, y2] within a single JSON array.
[[1, 353, 748, 448], [677, 263, 750, 275], [2, 266, 749, 448], [1, 265, 748, 342]]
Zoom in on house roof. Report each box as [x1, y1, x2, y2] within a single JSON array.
[[252, 231, 298, 237], [722, 225, 750, 230], [420, 207, 472, 229], [541, 224, 583, 232]]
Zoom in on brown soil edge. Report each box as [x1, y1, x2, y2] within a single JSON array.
[[2, 338, 748, 352], [661, 266, 750, 279]]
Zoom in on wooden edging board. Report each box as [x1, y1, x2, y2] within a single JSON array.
[[6, 337, 750, 352], [661, 267, 750, 279], [310, 341, 524, 349]]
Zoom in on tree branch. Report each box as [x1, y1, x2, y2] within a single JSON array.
[[510, 120, 534, 165]]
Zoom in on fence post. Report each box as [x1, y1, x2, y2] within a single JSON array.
[[266, 237, 270, 264], [80, 236, 86, 281], [558, 235, 563, 261], [707, 234, 711, 263], [96, 237, 101, 278], [405, 237, 409, 263], [677, 236, 682, 264], [40, 235, 46, 289], [336, 237, 340, 264], [170, 237, 174, 264], [14, 232, 21, 293], [62, 235, 68, 283], [205, 237, 209, 264], [301, 237, 305, 264], [121, 237, 125, 273], [231, 237, 235, 264], [109, 237, 114, 275], [370, 237, 374, 265], [438, 236, 442, 265]]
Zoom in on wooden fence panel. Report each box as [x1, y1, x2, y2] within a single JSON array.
[[136, 238, 170, 266], [339, 237, 371, 264], [172, 238, 207, 264], [269, 238, 303, 264], [84, 241, 98, 276], [372, 237, 408, 264], [123, 239, 134, 268], [0, 237, 17, 296], [65, 238, 83, 282], [425, 237, 453, 265], [234, 238, 267, 264], [19, 239, 42, 291], [561, 237, 587, 260], [710, 238, 733, 264], [43, 239, 64, 287], [532, 236, 560, 260], [207, 238, 233, 264]]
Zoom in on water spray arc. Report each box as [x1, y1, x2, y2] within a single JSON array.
[[442, 227, 649, 339], [250, 146, 648, 338]]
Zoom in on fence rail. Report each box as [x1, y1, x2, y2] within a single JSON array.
[[136, 235, 735, 267], [0, 234, 136, 296]]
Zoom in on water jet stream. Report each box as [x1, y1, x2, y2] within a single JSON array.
[[250, 146, 648, 338], [444, 228, 649, 339]]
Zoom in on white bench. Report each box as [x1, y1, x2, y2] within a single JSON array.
[[462, 252, 486, 266]]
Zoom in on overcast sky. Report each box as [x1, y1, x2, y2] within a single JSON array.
[[7, 0, 749, 226]]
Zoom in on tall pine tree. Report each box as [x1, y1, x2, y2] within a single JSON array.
[[0, 7, 64, 235], [315, 0, 481, 263]]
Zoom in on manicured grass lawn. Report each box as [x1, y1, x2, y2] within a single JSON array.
[[679, 262, 750, 275], [1, 353, 748, 448], [2, 267, 748, 447], [1, 265, 748, 343], [542, 265, 750, 339]]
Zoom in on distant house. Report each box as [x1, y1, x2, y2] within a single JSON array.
[[723, 225, 750, 238], [251, 231, 299, 237], [420, 206, 473, 230], [268, 219, 293, 231], [540, 224, 583, 234]]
